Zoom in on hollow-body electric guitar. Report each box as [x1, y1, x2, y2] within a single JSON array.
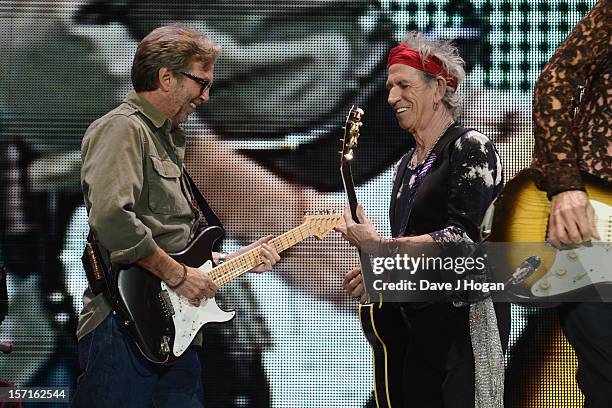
[[115, 213, 340, 365], [339, 107, 407, 408]]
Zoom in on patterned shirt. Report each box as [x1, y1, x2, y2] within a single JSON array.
[[394, 130, 503, 244], [532, 0, 611, 196]]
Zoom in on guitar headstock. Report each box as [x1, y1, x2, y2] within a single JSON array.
[[339, 106, 364, 166], [303, 211, 342, 240]]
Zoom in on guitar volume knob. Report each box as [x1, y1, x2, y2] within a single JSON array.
[[538, 280, 550, 290]]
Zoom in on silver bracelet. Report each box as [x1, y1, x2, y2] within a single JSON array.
[[379, 238, 399, 256], [217, 252, 228, 264]]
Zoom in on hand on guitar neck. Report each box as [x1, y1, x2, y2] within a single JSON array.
[[549, 190, 601, 248], [138, 237, 280, 305], [335, 204, 434, 256], [176, 237, 280, 304], [223, 235, 281, 273], [334, 204, 383, 255]]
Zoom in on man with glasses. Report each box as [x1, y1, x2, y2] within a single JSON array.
[[72, 24, 280, 407], [180, 71, 213, 95]]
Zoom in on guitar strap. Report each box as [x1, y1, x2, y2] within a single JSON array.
[[182, 169, 224, 230], [82, 229, 115, 298]]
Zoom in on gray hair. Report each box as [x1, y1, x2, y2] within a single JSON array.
[[401, 31, 465, 119], [132, 24, 221, 92]]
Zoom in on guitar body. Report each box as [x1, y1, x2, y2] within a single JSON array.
[[116, 226, 234, 365], [488, 169, 612, 300], [359, 303, 407, 408]]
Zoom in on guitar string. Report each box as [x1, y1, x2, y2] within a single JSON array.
[[215, 223, 313, 283], [209, 217, 340, 286], [213, 217, 340, 284]]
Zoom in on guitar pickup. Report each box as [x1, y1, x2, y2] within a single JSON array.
[[158, 290, 175, 319]]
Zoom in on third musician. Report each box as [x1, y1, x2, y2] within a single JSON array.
[[532, 0, 612, 406]]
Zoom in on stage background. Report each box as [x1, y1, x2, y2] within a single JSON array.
[[0, 0, 597, 406]]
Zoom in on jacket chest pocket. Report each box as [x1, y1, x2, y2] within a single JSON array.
[[147, 156, 190, 215]]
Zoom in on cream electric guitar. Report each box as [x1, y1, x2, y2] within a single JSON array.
[[484, 169, 612, 301]]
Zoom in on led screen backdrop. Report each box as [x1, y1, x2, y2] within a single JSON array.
[[0, 0, 597, 406]]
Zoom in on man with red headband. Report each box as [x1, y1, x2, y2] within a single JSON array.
[[337, 32, 508, 407], [387, 44, 460, 91]]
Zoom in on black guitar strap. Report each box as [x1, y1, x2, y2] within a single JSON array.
[[182, 169, 224, 230]]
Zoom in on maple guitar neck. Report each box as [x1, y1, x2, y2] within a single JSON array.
[[208, 218, 336, 286]]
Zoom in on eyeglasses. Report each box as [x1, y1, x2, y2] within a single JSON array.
[[180, 71, 212, 94]]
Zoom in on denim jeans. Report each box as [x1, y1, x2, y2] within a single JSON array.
[[72, 313, 204, 407]]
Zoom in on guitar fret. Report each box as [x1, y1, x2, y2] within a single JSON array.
[[292, 226, 305, 245], [299, 225, 307, 240], [271, 237, 283, 253], [280, 235, 290, 251], [209, 215, 339, 287], [277, 235, 285, 249]]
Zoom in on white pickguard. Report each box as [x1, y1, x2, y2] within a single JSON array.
[[160, 260, 236, 357], [532, 199, 612, 297]]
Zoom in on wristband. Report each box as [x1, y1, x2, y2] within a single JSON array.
[[167, 262, 188, 289]]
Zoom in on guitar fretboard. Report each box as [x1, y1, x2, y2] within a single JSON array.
[[208, 222, 315, 286]]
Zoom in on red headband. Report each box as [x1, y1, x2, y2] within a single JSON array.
[[387, 44, 458, 91]]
